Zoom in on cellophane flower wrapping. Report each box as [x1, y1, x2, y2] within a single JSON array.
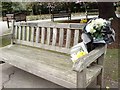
[[70, 42, 88, 63], [83, 18, 115, 44]]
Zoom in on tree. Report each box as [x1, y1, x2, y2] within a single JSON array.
[[97, 2, 120, 48], [98, 2, 117, 19]]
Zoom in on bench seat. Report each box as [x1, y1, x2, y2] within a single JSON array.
[[1, 45, 102, 88]]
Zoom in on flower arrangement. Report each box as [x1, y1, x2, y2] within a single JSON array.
[[70, 18, 115, 63], [83, 18, 115, 44], [70, 42, 88, 63]]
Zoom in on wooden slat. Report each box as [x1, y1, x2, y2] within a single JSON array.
[[11, 20, 15, 44], [15, 40, 70, 54], [77, 69, 86, 88], [66, 29, 71, 48], [1, 45, 76, 88], [52, 28, 57, 46], [97, 54, 105, 88], [38, 22, 85, 29], [59, 28, 64, 47], [26, 26, 30, 41], [74, 30, 79, 45], [36, 27, 40, 43], [41, 27, 45, 44], [18, 26, 22, 40], [46, 27, 51, 45], [22, 26, 26, 41], [72, 46, 105, 72], [31, 27, 35, 42], [1, 45, 103, 88], [14, 26, 18, 39]]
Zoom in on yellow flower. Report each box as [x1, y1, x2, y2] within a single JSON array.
[[80, 19, 87, 23], [76, 51, 87, 58]]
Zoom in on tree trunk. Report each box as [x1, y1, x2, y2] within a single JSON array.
[[98, 2, 117, 19], [98, 2, 120, 48]]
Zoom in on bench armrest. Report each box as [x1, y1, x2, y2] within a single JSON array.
[[0, 33, 12, 39], [72, 45, 107, 72]]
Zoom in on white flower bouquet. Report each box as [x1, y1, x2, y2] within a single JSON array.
[[70, 18, 115, 63], [83, 18, 115, 44]]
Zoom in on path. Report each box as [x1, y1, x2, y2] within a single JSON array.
[[0, 63, 65, 89]]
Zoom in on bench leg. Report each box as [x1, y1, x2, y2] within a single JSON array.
[[97, 54, 105, 89], [97, 69, 104, 90], [77, 69, 86, 90], [7, 18, 10, 28]]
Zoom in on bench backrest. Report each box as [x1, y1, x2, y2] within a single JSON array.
[[12, 21, 85, 54]]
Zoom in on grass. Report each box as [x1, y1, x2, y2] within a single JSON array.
[[104, 49, 118, 87], [104, 49, 118, 81]]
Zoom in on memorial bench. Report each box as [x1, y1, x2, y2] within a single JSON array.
[[87, 9, 99, 16], [2, 13, 26, 28], [51, 11, 71, 21], [0, 21, 106, 89]]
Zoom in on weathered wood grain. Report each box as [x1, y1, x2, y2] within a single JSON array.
[[0, 45, 103, 88], [22, 26, 26, 41], [74, 30, 79, 45], [77, 69, 86, 88], [72, 46, 105, 72], [18, 26, 22, 40], [5, 21, 106, 89], [52, 28, 57, 46], [31, 27, 35, 42], [46, 27, 51, 45], [14, 26, 18, 39], [36, 27, 40, 43], [15, 40, 70, 54], [26, 26, 30, 41], [59, 28, 64, 47], [66, 29, 71, 48], [41, 27, 45, 44]]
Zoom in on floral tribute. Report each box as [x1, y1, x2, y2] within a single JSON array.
[[70, 18, 115, 63]]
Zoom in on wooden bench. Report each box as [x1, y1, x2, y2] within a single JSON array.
[[51, 11, 71, 21], [87, 9, 99, 16], [0, 21, 106, 89], [3, 13, 26, 28]]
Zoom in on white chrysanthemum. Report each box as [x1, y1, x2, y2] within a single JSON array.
[[94, 18, 107, 26], [85, 18, 108, 33], [85, 22, 96, 33]]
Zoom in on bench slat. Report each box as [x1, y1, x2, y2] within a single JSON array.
[[52, 28, 57, 46], [22, 26, 26, 41], [74, 30, 79, 45], [1, 45, 102, 88], [15, 40, 70, 54], [36, 27, 40, 43], [46, 27, 51, 45], [41, 27, 45, 44], [26, 26, 30, 41], [18, 26, 22, 40], [14, 26, 18, 39], [66, 29, 71, 48], [59, 28, 64, 47], [30, 27, 35, 42]]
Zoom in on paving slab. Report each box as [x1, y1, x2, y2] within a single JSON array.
[[1, 63, 68, 89]]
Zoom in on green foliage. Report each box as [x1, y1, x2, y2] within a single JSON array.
[[2, 2, 27, 16]]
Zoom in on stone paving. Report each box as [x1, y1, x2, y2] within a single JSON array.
[[1, 63, 65, 89]]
